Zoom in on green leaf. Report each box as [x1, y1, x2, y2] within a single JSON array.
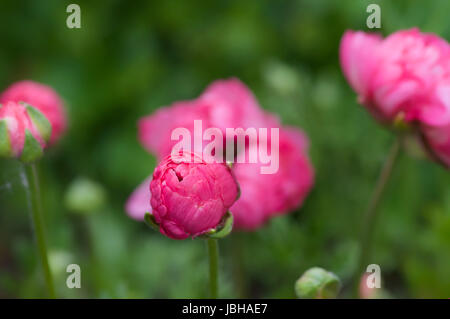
[[0, 119, 12, 158], [20, 129, 44, 163], [24, 103, 52, 143]]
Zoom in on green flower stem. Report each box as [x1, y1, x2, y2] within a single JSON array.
[[207, 238, 219, 298], [354, 137, 401, 297], [232, 234, 247, 298], [24, 163, 56, 298]]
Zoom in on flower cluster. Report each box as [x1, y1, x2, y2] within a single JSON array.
[[126, 78, 314, 235], [340, 28, 450, 167]]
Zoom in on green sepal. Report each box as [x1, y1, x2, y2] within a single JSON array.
[[203, 211, 234, 239], [20, 129, 44, 163], [0, 119, 13, 158], [23, 103, 52, 143], [144, 212, 160, 231]]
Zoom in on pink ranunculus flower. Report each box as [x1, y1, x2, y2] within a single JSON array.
[[138, 78, 279, 160], [197, 78, 279, 133], [340, 28, 450, 167], [125, 177, 152, 220], [0, 101, 51, 161], [0, 80, 67, 144], [231, 127, 314, 230], [150, 151, 239, 240], [340, 28, 450, 125], [139, 100, 212, 160]]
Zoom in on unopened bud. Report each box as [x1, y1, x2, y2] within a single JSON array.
[[295, 267, 341, 299], [0, 101, 51, 163], [65, 177, 106, 214]]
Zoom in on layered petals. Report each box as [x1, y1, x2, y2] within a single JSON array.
[[340, 28, 450, 168], [150, 152, 239, 239]]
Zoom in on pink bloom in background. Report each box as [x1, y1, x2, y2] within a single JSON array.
[[125, 177, 152, 220], [231, 127, 314, 230], [139, 100, 212, 160], [138, 78, 279, 160], [0, 101, 50, 158], [359, 274, 379, 299], [197, 78, 279, 133], [0, 80, 67, 144], [340, 28, 450, 167], [150, 152, 239, 240]]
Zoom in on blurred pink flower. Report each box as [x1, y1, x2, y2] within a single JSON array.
[[125, 177, 152, 220], [138, 78, 279, 160], [0, 101, 50, 159], [359, 273, 378, 299], [139, 100, 212, 160], [0, 80, 67, 144], [198, 78, 279, 133], [340, 28, 450, 167], [150, 152, 239, 240], [231, 127, 314, 230]]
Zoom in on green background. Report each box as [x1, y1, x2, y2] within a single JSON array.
[[1, 0, 449, 298]]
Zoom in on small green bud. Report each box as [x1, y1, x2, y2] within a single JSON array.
[[48, 250, 74, 277], [65, 177, 106, 214], [295, 267, 341, 299]]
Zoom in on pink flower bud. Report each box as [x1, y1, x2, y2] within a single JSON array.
[[0, 101, 51, 162], [340, 28, 450, 167], [150, 152, 239, 240], [0, 80, 67, 144]]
